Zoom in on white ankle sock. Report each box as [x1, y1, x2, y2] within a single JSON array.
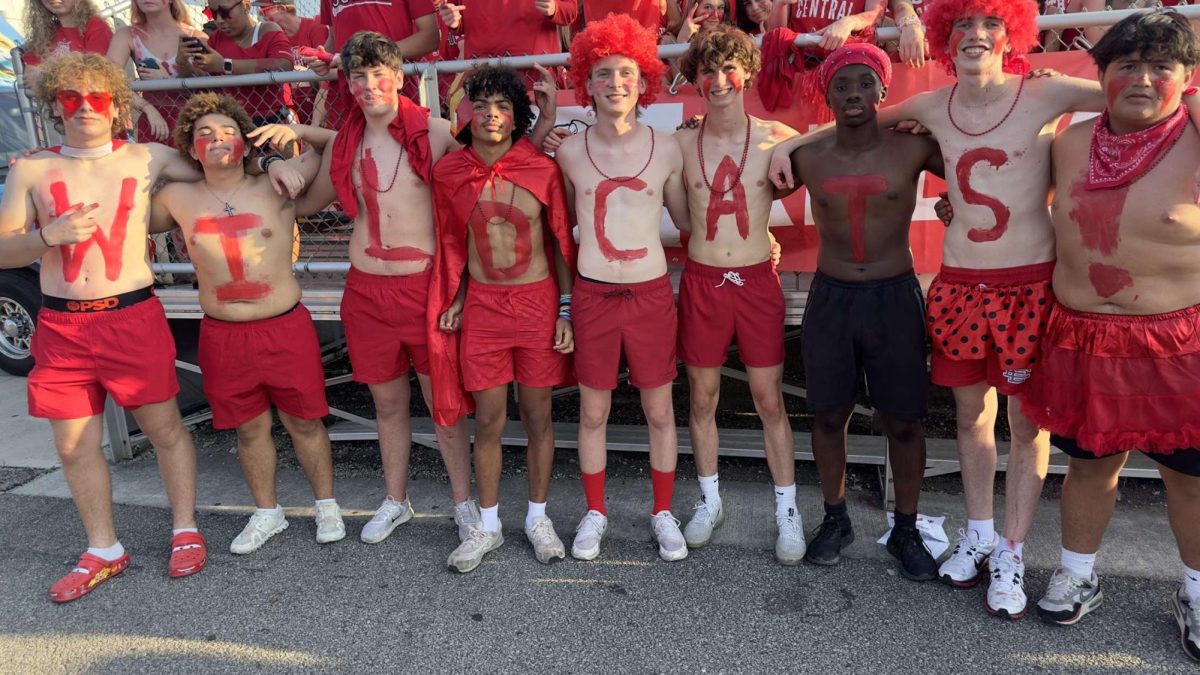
[[1184, 564, 1200, 602], [698, 473, 720, 506], [967, 518, 995, 544], [774, 484, 797, 519], [998, 537, 1024, 559], [256, 505, 283, 518], [1060, 547, 1097, 578], [526, 501, 546, 529], [480, 505, 500, 533], [314, 498, 337, 508], [87, 542, 125, 561], [172, 528, 199, 537]]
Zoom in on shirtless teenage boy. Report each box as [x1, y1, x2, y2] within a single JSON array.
[[1018, 13, 1200, 660], [788, 43, 944, 580], [672, 26, 805, 564], [432, 65, 576, 573], [151, 93, 345, 555], [552, 14, 692, 562], [0, 53, 297, 601]]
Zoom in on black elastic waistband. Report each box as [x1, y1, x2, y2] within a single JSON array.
[[43, 286, 154, 313], [813, 269, 917, 290], [578, 273, 620, 286]]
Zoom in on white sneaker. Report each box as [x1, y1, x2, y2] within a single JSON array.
[[524, 516, 566, 564], [571, 510, 608, 561], [986, 549, 1028, 619], [939, 529, 997, 588], [454, 500, 482, 543], [652, 511, 688, 562], [360, 496, 413, 544], [446, 523, 504, 573], [315, 502, 346, 544], [230, 509, 289, 555], [775, 508, 806, 565], [683, 499, 725, 549]]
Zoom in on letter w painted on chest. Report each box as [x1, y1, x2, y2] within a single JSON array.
[[49, 178, 137, 283]]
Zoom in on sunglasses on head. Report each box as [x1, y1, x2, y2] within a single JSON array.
[[208, 1, 242, 19], [56, 90, 113, 118]]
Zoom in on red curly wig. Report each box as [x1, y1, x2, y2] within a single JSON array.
[[569, 13, 666, 108], [923, 0, 1039, 75]]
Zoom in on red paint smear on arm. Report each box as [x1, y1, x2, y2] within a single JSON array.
[[705, 156, 751, 241], [955, 148, 1010, 243], [360, 148, 434, 262], [1088, 262, 1133, 298], [52, 178, 137, 283], [820, 174, 888, 263], [195, 213, 272, 301], [1068, 178, 1126, 255], [593, 178, 650, 262]]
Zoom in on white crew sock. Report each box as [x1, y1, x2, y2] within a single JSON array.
[[314, 498, 337, 509], [87, 542, 126, 561], [774, 483, 797, 519], [1184, 564, 1200, 603], [257, 505, 284, 518], [967, 518, 996, 544], [480, 505, 500, 533], [526, 501, 547, 529], [698, 473, 721, 506], [998, 537, 1024, 559], [172, 528, 199, 537], [1060, 548, 1097, 578]]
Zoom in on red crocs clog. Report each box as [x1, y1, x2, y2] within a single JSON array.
[[49, 552, 131, 603], [168, 531, 207, 578]]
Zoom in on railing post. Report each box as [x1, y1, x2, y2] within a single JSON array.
[[419, 62, 441, 117], [10, 48, 44, 149]]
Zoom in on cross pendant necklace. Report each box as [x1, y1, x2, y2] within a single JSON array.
[[204, 176, 248, 217]]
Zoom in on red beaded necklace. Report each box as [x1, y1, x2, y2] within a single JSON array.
[[584, 125, 655, 182], [698, 113, 751, 196], [473, 178, 518, 223], [358, 142, 404, 193], [947, 75, 1025, 137]]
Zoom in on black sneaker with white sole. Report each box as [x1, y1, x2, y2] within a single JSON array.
[[804, 513, 854, 566]]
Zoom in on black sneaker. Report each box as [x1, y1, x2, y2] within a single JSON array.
[[804, 514, 854, 566], [886, 524, 937, 581]]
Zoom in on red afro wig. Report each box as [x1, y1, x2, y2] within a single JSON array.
[[569, 13, 667, 108], [923, 0, 1039, 75]]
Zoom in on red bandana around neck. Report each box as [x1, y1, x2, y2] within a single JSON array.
[[1086, 105, 1188, 191]]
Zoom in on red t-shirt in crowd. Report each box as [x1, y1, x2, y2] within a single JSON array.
[[22, 16, 114, 65], [291, 17, 330, 51], [456, 0, 576, 59], [320, 0, 436, 50], [786, 0, 868, 34], [207, 27, 295, 119], [582, 0, 664, 33]]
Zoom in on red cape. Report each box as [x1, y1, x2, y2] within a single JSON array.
[[330, 87, 433, 220], [427, 137, 577, 426]]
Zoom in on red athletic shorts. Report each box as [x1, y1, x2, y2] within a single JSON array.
[[460, 276, 569, 392], [678, 259, 785, 368], [28, 296, 179, 419], [341, 267, 430, 383], [199, 304, 328, 429], [1021, 302, 1200, 457], [927, 261, 1056, 396], [573, 274, 677, 390]]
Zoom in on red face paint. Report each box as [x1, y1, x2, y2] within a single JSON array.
[[194, 137, 211, 161], [593, 178, 650, 262], [949, 30, 965, 57], [56, 90, 113, 119], [992, 34, 1007, 56], [1088, 262, 1133, 298], [1154, 77, 1180, 115], [360, 149, 434, 263], [1105, 74, 1135, 107], [194, 213, 271, 301], [700, 76, 715, 100], [50, 178, 136, 283], [820, 174, 888, 263], [376, 76, 398, 104], [705, 156, 750, 242], [470, 193, 533, 281], [1069, 178, 1127, 256], [229, 137, 245, 161], [955, 148, 1011, 243], [728, 71, 744, 94]]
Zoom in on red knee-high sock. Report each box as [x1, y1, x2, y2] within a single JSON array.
[[651, 468, 675, 515], [581, 470, 607, 515]]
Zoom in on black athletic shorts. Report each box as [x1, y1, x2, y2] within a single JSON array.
[[1052, 435, 1200, 478], [801, 270, 928, 421]]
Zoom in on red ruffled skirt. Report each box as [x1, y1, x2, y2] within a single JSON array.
[[1021, 302, 1200, 455]]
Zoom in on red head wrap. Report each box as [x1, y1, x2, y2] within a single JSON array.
[[922, 0, 1039, 76], [568, 13, 666, 108], [819, 43, 893, 99]]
